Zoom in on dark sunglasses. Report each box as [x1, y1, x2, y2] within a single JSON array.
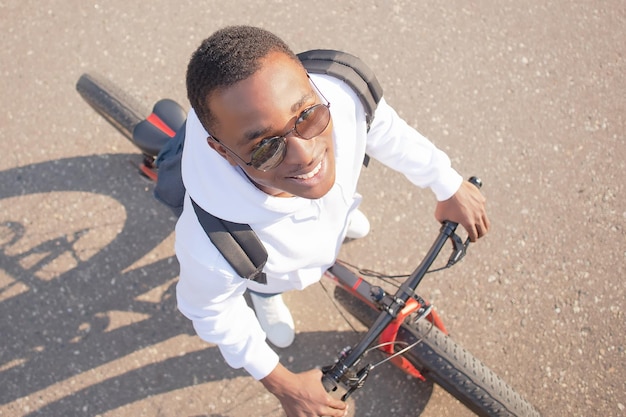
[[208, 77, 331, 172]]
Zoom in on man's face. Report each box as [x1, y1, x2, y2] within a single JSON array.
[[206, 51, 336, 199]]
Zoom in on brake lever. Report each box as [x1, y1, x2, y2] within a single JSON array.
[[447, 232, 469, 267]]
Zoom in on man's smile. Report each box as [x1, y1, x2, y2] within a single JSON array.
[[289, 159, 323, 180]]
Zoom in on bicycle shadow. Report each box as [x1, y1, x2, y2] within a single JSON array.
[[0, 154, 433, 417]]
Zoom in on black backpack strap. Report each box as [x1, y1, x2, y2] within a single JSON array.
[[191, 198, 268, 284], [298, 49, 383, 131]]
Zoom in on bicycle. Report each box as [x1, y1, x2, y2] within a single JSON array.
[[76, 72, 542, 417]]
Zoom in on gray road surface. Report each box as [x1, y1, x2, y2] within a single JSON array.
[[1, 1, 624, 416]]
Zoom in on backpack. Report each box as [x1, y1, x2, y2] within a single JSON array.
[[154, 49, 382, 283]]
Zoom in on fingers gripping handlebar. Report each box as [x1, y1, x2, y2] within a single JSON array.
[[446, 176, 483, 265]]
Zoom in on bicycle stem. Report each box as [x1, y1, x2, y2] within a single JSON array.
[[322, 220, 459, 392]]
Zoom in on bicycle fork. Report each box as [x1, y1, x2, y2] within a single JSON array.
[[376, 291, 446, 380], [323, 264, 449, 398], [323, 221, 463, 398]]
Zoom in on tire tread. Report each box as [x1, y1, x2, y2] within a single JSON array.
[[76, 73, 147, 141]]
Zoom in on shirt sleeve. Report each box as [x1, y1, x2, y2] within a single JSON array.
[[364, 98, 463, 201], [174, 198, 279, 380]]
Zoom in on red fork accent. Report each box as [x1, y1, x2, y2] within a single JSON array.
[[427, 309, 448, 334], [379, 298, 449, 380], [379, 298, 426, 380]]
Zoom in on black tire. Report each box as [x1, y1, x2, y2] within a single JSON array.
[[333, 285, 541, 417], [76, 73, 147, 141]]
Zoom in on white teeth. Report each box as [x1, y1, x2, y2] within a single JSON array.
[[293, 160, 322, 179]]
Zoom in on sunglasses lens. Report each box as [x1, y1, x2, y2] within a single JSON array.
[[295, 104, 331, 139], [251, 137, 286, 171]]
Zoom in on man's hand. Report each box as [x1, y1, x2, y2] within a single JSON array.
[[261, 364, 348, 417], [435, 179, 490, 242]]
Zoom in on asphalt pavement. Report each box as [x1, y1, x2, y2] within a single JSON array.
[[1, 1, 624, 416]]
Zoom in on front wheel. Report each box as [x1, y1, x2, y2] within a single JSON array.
[[397, 318, 541, 417], [332, 285, 541, 417]]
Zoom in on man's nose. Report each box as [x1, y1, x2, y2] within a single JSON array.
[[282, 134, 316, 164]]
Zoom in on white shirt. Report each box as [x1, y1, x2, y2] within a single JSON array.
[[175, 74, 463, 380]]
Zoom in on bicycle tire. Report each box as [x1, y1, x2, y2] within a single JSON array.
[[333, 285, 541, 417], [76, 73, 147, 141]]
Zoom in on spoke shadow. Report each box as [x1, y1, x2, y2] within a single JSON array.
[[0, 155, 433, 417]]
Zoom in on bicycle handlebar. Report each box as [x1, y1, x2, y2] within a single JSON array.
[[322, 177, 483, 394]]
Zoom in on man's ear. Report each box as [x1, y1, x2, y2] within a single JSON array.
[[207, 137, 238, 166]]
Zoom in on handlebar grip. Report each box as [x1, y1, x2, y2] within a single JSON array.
[[468, 176, 483, 189]]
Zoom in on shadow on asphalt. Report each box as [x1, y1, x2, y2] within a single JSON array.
[[0, 154, 433, 416]]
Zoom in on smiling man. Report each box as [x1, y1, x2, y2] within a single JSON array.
[[204, 50, 336, 199], [175, 25, 489, 417]]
